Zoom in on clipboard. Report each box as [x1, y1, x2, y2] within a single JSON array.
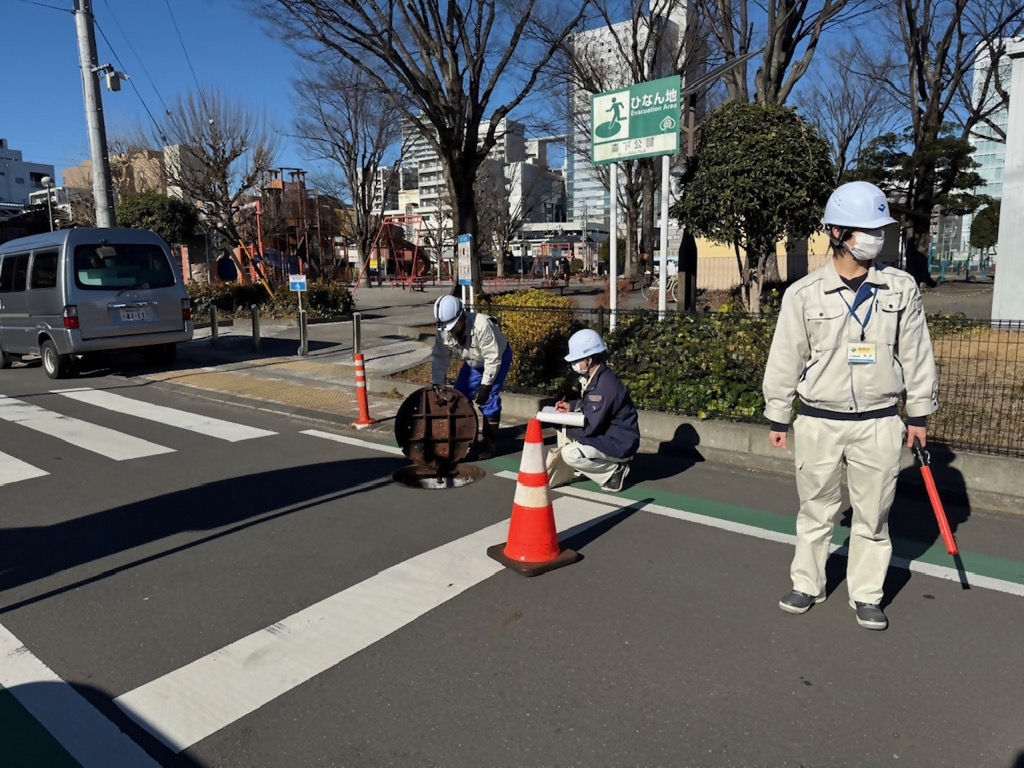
[[536, 406, 585, 428]]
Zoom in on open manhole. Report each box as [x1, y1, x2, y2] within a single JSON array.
[[392, 464, 487, 490]]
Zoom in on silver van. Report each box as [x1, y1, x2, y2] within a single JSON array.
[[0, 228, 194, 379]]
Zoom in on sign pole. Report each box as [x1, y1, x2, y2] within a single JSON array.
[[659, 154, 670, 319], [610, 163, 618, 332]]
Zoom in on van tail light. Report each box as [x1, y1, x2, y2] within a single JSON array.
[[181, 298, 192, 322], [62, 305, 80, 330]]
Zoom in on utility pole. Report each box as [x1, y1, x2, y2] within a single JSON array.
[[74, 0, 115, 227]]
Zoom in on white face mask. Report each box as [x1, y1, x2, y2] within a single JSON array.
[[848, 229, 884, 262], [571, 362, 587, 375]]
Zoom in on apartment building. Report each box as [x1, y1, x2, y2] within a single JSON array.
[[0, 138, 55, 205], [961, 39, 1017, 261]]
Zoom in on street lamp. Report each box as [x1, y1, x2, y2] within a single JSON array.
[[40, 176, 55, 231]]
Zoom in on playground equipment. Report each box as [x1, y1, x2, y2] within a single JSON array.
[[357, 216, 435, 291]]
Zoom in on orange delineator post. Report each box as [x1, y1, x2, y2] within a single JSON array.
[[352, 353, 376, 429]]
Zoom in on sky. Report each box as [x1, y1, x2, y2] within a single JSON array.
[[4, 0, 312, 184]]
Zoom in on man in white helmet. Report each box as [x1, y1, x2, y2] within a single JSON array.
[[547, 329, 640, 493], [431, 295, 512, 459], [762, 180, 939, 631]]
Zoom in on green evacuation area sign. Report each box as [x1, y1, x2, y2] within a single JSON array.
[[591, 75, 682, 165]]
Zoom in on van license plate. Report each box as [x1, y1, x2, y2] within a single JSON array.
[[120, 308, 149, 322]]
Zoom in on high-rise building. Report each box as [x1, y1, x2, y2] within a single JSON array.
[[962, 40, 1017, 260], [0, 138, 55, 206], [566, 6, 690, 225]]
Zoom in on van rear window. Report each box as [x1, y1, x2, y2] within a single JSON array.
[[74, 243, 176, 291]]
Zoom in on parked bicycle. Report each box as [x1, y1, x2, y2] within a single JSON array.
[[640, 270, 678, 302]]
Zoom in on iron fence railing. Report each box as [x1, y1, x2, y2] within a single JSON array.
[[485, 304, 1024, 459]]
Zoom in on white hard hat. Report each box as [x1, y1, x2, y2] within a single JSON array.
[[433, 295, 464, 331], [823, 181, 897, 229], [565, 328, 607, 362]]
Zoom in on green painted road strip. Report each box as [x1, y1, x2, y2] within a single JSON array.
[[494, 471, 1024, 595]]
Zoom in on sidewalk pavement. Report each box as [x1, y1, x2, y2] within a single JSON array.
[[139, 304, 1024, 517]]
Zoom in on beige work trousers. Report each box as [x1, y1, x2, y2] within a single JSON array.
[[791, 414, 905, 605], [546, 429, 628, 489]]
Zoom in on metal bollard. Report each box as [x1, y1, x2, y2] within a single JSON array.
[[297, 309, 308, 356], [352, 311, 362, 359], [210, 305, 219, 346], [251, 304, 261, 351]]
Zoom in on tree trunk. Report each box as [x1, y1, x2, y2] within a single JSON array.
[[449, 162, 482, 294], [640, 161, 655, 267]]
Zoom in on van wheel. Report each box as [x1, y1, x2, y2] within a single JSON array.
[[41, 340, 76, 380], [0, 348, 13, 370], [143, 344, 176, 366]]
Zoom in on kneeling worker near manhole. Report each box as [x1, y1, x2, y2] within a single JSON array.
[[546, 330, 640, 493], [430, 295, 512, 460]]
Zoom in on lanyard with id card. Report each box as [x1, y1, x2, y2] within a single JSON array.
[[841, 285, 877, 365]]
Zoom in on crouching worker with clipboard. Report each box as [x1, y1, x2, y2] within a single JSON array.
[[543, 330, 640, 494]]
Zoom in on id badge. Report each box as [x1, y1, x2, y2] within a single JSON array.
[[847, 342, 876, 365]]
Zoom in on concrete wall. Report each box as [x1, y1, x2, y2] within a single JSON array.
[[992, 40, 1024, 324]]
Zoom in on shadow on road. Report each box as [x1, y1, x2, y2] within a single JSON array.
[[1, 679, 207, 768], [0, 457, 406, 611], [824, 445, 970, 606]]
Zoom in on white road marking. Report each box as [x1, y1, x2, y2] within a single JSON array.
[[0, 450, 48, 486], [0, 624, 161, 768], [53, 388, 275, 442], [511, 473, 1024, 599], [0, 396, 173, 461], [114, 496, 617, 753], [301, 428, 404, 455]]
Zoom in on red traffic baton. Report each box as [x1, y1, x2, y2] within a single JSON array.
[[911, 437, 958, 556]]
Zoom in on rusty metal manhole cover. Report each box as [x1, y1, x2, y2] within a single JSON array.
[[394, 386, 479, 474]]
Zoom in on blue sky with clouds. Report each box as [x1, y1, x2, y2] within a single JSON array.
[[6, 0, 310, 184]]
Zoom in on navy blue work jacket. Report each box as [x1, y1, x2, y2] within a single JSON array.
[[567, 364, 640, 460]]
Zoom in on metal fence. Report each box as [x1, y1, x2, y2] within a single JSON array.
[[486, 303, 1024, 459]]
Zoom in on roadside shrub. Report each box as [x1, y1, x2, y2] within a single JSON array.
[[607, 306, 777, 421], [187, 280, 355, 321], [480, 289, 578, 393]]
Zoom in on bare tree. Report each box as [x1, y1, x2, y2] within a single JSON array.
[[796, 43, 901, 183], [251, 0, 590, 294], [864, 0, 1023, 283], [155, 90, 277, 282], [293, 62, 402, 287], [700, 0, 877, 106], [477, 160, 560, 277]]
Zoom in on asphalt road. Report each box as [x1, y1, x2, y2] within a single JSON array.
[[2, 361, 1023, 768]]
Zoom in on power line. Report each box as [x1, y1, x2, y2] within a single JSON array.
[[98, 0, 171, 116], [14, 0, 71, 12], [93, 19, 168, 143], [162, 0, 211, 116]]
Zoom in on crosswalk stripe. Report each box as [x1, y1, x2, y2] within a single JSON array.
[[0, 623, 161, 768], [0, 450, 48, 486], [114, 496, 620, 753], [53, 388, 276, 442], [0, 396, 173, 461]]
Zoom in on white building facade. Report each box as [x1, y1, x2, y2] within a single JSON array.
[[0, 138, 55, 206], [961, 40, 1017, 262]]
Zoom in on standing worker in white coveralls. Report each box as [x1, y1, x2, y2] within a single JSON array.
[[762, 181, 939, 631], [432, 295, 513, 459]]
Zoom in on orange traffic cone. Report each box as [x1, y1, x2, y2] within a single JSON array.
[[487, 419, 580, 576]]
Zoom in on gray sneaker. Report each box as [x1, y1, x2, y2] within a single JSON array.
[[778, 590, 826, 614], [601, 463, 630, 493], [850, 601, 888, 630]]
